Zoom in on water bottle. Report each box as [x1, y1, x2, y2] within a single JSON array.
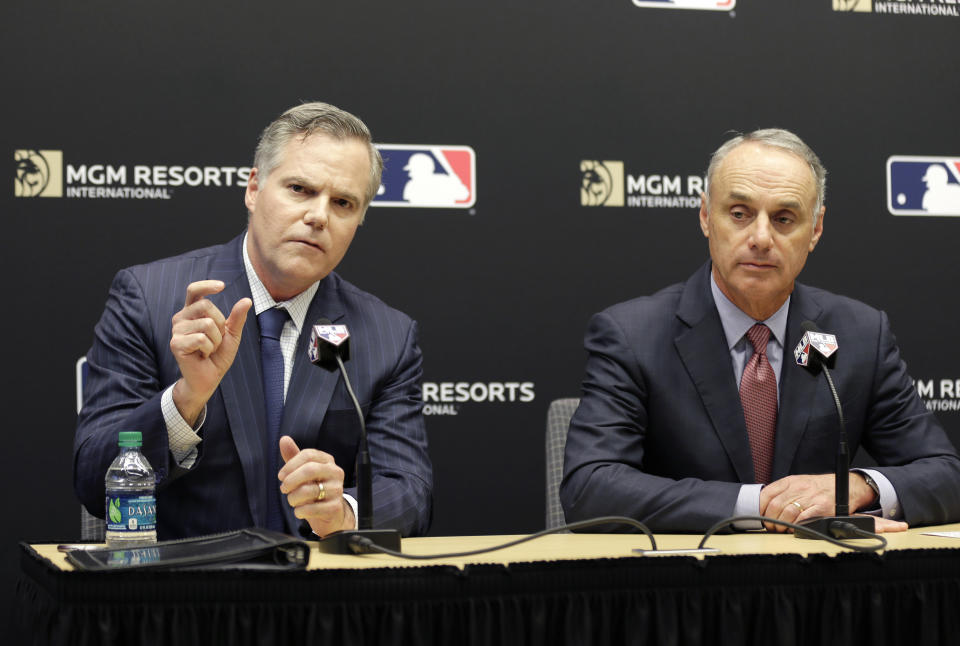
[[105, 431, 157, 546]]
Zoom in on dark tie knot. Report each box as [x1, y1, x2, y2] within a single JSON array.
[[746, 323, 771, 355], [259, 307, 289, 340]]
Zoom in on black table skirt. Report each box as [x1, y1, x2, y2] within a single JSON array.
[[15, 544, 960, 646]]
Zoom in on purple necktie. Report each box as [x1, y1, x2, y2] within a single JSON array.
[[740, 324, 777, 484]]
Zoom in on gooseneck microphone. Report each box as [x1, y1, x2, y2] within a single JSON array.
[[792, 320, 875, 539], [307, 318, 402, 554]]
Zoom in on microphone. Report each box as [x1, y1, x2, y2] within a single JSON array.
[[792, 321, 875, 539], [307, 318, 402, 554]]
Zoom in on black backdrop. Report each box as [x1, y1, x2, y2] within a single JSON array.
[[3, 0, 959, 623]]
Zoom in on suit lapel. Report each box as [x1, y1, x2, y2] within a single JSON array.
[[208, 235, 270, 528], [278, 275, 345, 531], [674, 264, 756, 482], [771, 284, 823, 480]]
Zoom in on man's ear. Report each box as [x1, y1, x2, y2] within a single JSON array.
[[810, 205, 825, 251], [699, 192, 710, 238], [244, 168, 261, 213]]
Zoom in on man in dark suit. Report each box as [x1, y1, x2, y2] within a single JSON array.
[[561, 128, 960, 533], [75, 102, 432, 539]]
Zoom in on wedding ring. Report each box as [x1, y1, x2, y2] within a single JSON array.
[[316, 482, 326, 502], [790, 501, 804, 513]]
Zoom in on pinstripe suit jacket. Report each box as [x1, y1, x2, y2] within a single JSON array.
[[74, 233, 432, 539]]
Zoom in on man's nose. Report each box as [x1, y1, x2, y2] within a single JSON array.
[[303, 199, 329, 229], [750, 213, 774, 249]]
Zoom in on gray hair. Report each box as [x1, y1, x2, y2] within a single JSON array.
[[253, 102, 384, 211], [705, 128, 827, 222]]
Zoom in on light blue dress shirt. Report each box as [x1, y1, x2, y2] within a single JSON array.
[[708, 275, 900, 527]]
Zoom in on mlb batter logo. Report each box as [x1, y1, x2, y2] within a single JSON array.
[[316, 325, 349, 347], [794, 332, 838, 368], [308, 324, 351, 365], [373, 145, 476, 208], [632, 0, 735, 11], [793, 345, 810, 367], [887, 156, 960, 217]]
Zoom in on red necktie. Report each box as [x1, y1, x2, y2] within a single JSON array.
[[740, 324, 777, 484]]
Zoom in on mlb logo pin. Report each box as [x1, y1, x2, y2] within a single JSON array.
[[308, 324, 351, 366], [807, 332, 838, 359], [887, 156, 960, 216], [316, 325, 350, 346], [793, 344, 810, 367], [794, 331, 838, 368], [373, 145, 476, 208]]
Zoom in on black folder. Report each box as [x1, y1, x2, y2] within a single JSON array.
[[65, 528, 310, 571]]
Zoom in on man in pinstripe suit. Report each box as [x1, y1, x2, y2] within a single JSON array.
[[74, 102, 433, 540]]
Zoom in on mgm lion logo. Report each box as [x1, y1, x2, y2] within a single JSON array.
[[15, 149, 63, 197], [580, 160, 624, 207]]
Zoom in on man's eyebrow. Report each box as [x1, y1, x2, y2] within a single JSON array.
[[279, 175, 361, 204], [727, 191, 804, 211], [281, 174, 311, 187], [776, 198, 804, 210]]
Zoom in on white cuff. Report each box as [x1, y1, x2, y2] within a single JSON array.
[[342, 493, 359, 530], [733, 483, 764, 530], [853, 468, 901, 520], [161, 385, 205, 468]]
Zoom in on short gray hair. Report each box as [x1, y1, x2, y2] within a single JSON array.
[[253, 102, 384, 210], [705, 128, 827, 221]]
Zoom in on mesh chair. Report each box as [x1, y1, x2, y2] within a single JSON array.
[[545, 397, 580, 529], [77, 357, 105, 542]]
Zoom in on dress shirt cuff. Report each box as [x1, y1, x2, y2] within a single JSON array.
[[161, 385, 205, 468], [853, 468, 901, 520], [733, 484, 764, 530], [343, 493, 359, 530]]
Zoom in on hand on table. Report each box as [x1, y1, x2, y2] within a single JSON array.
[[759, 473, 908, 533], [278, 436, 355, 537]]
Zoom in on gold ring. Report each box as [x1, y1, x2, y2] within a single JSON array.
[[316, 482, 326, 502], [791, 501, 804, 513]]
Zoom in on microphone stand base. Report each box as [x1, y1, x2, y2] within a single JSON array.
[[795, 515, 876, 540], [315, 529, 402, 554]]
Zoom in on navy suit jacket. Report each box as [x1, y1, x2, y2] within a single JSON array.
[[75, 234, 432, 539], [561, 262, 960, 532]]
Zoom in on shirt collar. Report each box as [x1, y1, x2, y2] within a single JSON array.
[[710, 271, 790, 350], [242, 231, 318, 334]]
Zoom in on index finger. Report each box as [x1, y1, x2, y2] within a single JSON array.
[[184, 280, 226, 307]]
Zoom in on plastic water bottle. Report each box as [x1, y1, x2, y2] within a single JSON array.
[[105, 431, 157, 546]]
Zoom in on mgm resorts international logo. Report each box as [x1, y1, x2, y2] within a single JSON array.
[[14, 149, 251, 200], [580, 160, 704, 209], [834, 0, 959, 17], [915, 378, 960, 413], [421, 381, 535, 416]]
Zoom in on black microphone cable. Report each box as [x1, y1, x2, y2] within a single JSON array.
[[347, 516, 656, 558], [697, 515, 887, 553], [348, 514, 887, 560]]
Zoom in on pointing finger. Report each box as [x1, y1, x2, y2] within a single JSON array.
[[184, 280, 225, 307]]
